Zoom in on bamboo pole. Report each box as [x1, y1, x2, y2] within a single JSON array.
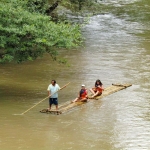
[[43, 83, 132, 115], [18, 82, 70, 115]]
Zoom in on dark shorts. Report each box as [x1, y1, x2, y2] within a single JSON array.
[[49, 98, 58, 105]]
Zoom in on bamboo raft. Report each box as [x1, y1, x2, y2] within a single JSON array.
[[40, 83, 132, 115]]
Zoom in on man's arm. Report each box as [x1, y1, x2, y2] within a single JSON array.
[[47, 85, 51, 96], [57, 84, 61, 90], [48, 91, 51, 96]]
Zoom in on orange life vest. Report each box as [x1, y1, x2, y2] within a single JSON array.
[[96, 86, 103, 93], [80, 89, 87, 99]]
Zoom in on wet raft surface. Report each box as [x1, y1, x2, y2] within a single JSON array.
[[40, 83, 132, 115]]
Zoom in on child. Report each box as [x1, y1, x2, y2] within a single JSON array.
[[90, 79, 104, 98], [71, 84, 88, 103]]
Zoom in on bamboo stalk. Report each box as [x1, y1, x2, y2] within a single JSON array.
[[41, 83, 132, 115], [19, 82, 70, 115]]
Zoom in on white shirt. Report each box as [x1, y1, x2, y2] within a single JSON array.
[[47, 84, 60, 98]]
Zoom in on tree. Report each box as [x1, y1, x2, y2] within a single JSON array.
[[68, 0, 97, 11], [26, 0, 49, 14], [0, 0, 82, 63]]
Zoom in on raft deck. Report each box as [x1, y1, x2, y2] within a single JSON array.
[[40, 83, 132, 115]]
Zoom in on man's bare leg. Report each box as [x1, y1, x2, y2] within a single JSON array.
[[56, 105, 58, 110]]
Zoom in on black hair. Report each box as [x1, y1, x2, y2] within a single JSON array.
[[95, 79, 103, 87], [51, 80, 56, 84]]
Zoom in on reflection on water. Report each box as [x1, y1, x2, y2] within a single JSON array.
[[0, 0, 150, 150]]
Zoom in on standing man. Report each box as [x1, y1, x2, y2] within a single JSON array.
[[47, 80, 60, 110]]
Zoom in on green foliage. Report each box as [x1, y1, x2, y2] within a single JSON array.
[[69, 0, 86, 10], [0, 0, 82, 63], [61, 0, 98, 11], [26, 0, 49, 14]]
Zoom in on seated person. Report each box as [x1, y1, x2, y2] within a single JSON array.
[[71, 84, 88, 103], [90, 79, 104, 98]]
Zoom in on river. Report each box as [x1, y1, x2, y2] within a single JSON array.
[[0, 0, 150, 150]]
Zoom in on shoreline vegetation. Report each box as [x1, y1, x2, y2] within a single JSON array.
[[0, 0, 103, 64], [0, 0, 85, 64], [0, 0, 149, 63]]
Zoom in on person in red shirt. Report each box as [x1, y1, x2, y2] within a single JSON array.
[[71, 84, 88, 103], [90, 79, 104, 98]]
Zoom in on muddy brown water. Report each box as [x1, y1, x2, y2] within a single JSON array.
[[0, 1, 150, 150]]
